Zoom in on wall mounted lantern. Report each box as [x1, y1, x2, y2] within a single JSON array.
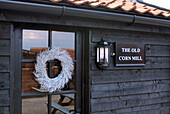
[[96, 39, 110, 69]]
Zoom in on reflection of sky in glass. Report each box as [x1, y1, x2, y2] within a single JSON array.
[[23, 30, 75, 50], [23, 30, 48, 50], [52, 31, 75, 49]]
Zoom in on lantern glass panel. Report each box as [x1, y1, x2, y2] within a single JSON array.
[[100, 47, 104, 62], [97, 47, 100, 62], [105, 47, 109, 62]]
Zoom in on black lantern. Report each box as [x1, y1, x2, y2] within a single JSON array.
[[96, 39, 110, 69]]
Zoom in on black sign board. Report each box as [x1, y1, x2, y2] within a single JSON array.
[[116, 43, 145, 66]]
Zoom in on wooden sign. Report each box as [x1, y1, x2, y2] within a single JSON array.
[[116, 43, 145, 66]]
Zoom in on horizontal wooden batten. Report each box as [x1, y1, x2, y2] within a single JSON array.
[[0, 23, 11, 32], [0, 33, 11, 39], [146, 45, 170, 57], [0, 107, 10, 114], [91, 102, 170, 114], [91, 82, 170, 98], [0, 40, 10, 56], [0, 73, 10, 89], [129, 106, 170, 114], [91, 80, 170, 92], [91, 69, 170, 84], [0, 22, 11, 39], [91, 29, 170, 44], [91, 57, 170, 70], [0, 90, 10, 106], [0, 57, 10, 72], [91, 95, 170, 112], [0, 47, 10, 56], [91, 91, 170, 103]]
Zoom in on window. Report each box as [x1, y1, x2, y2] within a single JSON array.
[[21, 29, 81, 114]]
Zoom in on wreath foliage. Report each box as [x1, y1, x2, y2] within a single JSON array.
[[33, 48, 74, 93]]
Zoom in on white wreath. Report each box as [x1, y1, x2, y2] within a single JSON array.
[[33, 48, 74, 93]]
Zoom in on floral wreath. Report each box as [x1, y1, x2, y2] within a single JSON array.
[[33, 48, 74, 93]]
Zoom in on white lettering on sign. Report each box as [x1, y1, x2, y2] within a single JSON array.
[[119, 56, 131, 61], [118, 56, 143, 61], [122, 48, 131, 52], [116, 43, 145, 66], [132, 56, 142, 61], [121, 48, 141, 53]]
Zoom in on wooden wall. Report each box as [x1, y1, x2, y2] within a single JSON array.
[[0, 22, 11, 114], [90, 28, 170, 113]]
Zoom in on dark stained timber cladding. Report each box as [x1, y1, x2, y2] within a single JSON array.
[[0, 107, 10, 114], [0, 90, 10, 106], [91, 57, 170, 70], [0, 40, 10, 56], [0, 23, 11, 114], [91, 96, 170, 112], [91, 69, 170, 84], [91, 29, 170, 45], [90, 28, 170, 113], [0, 57, 10, 72], [0, 23, 11, 39], [91, 80, 170, 94], [146, 45, 170, 57], [91, 103, 170, 114], [0, 73, 10, 89]]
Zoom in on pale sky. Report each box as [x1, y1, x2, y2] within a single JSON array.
[[142, 0, 170, 10], [23, 30, 75, 50]]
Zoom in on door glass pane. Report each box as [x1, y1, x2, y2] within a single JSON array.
[[51, 61, 75, 90], [22, 63, 40, 93], [52, 31, 75, 59], [22, 29, 48, 59], [52, 94, 75, 113], [22, 96, 48, 114]]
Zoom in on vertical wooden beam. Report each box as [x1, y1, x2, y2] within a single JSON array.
[[12, 25, 22, 114], [48, 30, 52, 114], [10, 23, 14, 114], [75, 31, 82, 113], [82, 29, 91, 114]]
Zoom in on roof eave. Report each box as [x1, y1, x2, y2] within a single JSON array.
[[0, 0, 169, 27]]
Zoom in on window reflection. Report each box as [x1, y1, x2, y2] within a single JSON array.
[[52, 94, 75, 113], [51, 61, 75, 90], [22, 63, 40, 93], [22, 62, 75, 93], [22, 29, 48, 59], [52, 31, 75, 59], [22, 96, 48, 114]]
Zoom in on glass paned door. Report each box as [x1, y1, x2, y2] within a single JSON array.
[[21, 29, 81, 114]]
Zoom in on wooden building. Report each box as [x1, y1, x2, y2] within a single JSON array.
[[0, 0, 170, 114]]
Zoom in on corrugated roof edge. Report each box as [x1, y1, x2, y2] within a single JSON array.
[[0, 0, 169, 27]]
